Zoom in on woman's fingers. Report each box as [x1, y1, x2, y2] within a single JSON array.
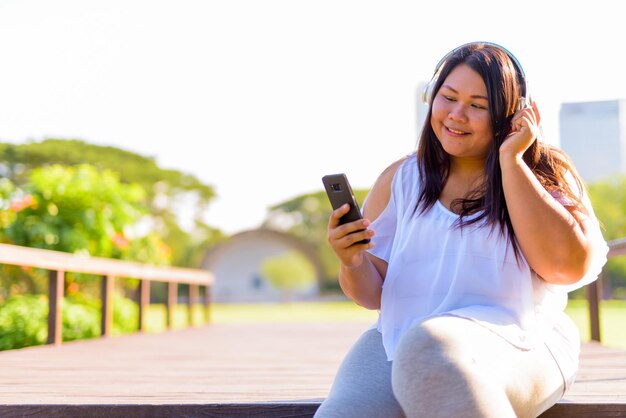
[[327, 202, 375, 270], [531, 99, 541, 125], [327, 204, 375, 265], [507, 106, 538, 138], [328, 203, 351, 229], [335, 227, 375, 249], [329, 217, 372, 243]]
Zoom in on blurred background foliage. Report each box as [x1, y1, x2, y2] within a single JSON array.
[[0, 293, 138, 350], [587, 176, 626, 299], [0, 139, 225, 293], [263, 189, 369, 292]]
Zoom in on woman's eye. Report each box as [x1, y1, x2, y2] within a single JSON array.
[[443, 95, 455, 102], [471, 103, 487, 110]]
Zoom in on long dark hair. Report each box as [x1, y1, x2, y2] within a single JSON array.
[[416, 43, 585, 260]]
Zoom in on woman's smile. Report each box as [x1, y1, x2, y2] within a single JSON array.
[[444, 126, 470, 136]]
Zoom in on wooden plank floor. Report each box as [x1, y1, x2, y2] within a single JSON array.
[[0, 322, 361, 404], [0, 322, 625, 417]]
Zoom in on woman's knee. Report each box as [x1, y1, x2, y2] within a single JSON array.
[[392, 317, 476, 380], [390, 317, 515, 417], [391, 318, 471, 396]]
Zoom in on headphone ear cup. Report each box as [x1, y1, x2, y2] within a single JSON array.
[[422, 79, 435, 105], [422, 81, 431, 105], [516, 96, 531, 112], [422, 68, 442, 106]]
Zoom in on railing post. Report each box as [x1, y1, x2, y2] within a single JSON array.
[[101, 275, 115, 337], [166, 282, 178, 329], [204, 285, 211, 323], [47, 270, 64, 345], [188, 284, 198, 327], [138, 279, 150, 332], [586, 273, 603, 342]]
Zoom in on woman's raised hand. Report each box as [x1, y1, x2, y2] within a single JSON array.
[[500, 100, 542, 160], [327, 203, 375, 269]]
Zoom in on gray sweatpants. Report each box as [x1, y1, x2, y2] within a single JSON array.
[[315, 316, 566, 418]]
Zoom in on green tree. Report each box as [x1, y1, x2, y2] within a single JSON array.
[[263, 189, 369, 290], [0, 139, 214, 203], [1, 164, 164, 257], [260, 251, 317, 300], [3, 165, 147, 256]]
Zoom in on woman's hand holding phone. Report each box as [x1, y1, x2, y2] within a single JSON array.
[[322, 173, 383, 309], [327, 203, 375, 269]]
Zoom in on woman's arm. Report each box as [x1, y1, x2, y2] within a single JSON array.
[[499, 103, 594, 285], [327, 159, 402, 309]]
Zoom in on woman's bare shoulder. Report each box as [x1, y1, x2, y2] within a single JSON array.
[[363, 155, 410, 221]]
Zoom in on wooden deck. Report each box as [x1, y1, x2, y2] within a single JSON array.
[[1, 322, 625, 417]]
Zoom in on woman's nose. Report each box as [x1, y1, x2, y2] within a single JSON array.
[[448, 104, 468, 122]]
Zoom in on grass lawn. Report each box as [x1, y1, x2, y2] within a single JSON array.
[[143, 300, 378, 332], [565, 299, 626, 349], [145, 299, 626, 349]]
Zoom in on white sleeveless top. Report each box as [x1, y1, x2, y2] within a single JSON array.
[[366, 155, 609, 386]]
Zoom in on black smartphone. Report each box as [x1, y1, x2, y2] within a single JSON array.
[[322, 173, 370, 244]]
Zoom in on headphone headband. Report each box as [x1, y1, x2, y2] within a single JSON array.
[[422, 42, 529, 110]]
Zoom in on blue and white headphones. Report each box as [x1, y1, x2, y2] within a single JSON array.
[[421, 42, 530, 112]]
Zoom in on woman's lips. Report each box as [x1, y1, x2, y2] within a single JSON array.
[[445, 126, 469, 136]]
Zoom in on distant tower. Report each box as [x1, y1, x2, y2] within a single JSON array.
[[559, 100, 626, 183]]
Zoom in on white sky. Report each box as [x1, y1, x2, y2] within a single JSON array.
[[1, 0, 625, 234]]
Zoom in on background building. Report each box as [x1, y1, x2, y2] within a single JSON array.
[[202, 229, 322, 302], [560, 100, 626, 183]]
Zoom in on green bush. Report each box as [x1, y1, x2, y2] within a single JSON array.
[[112, 293, 139, 335], [62, 294, 100, 342], [0, 292, 140, 350], [0, 295, 48, 350]]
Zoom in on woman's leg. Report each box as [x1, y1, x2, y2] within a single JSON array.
[[314, 328, 405, 418], [391, 316, 564, 418]]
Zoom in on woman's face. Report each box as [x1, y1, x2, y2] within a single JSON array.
[[430, 64, 494, 163]]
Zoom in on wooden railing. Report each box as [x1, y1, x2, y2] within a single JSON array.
[[1, 237, 623, 346], [587, 237, 626, 342], [0, 243, 214, 345]]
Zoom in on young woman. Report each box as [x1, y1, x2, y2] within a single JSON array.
[[315, 43, 609, 418]]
